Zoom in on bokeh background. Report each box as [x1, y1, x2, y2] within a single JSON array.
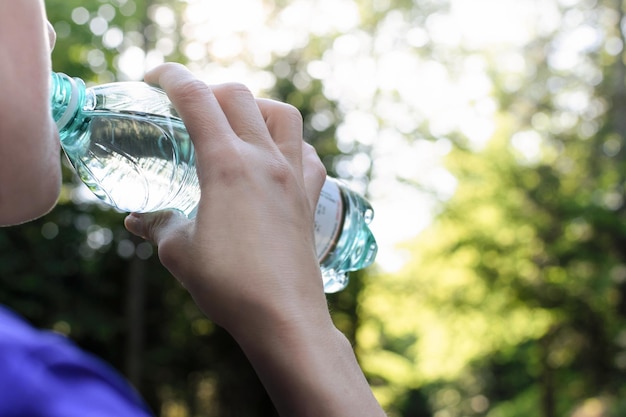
[[2, 0, 626, 415]]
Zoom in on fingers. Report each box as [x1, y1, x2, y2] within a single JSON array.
[[144, 63, 241, 172], [125, 210, 198, 289], [302, 142, 327, 212], [256, 98, 325, 210], [145, 63, 275, 148], [256, 98, 304, 171], [144, 63, 321, 202], [124, 210, 187, 246], [210, 83, 274, 147]]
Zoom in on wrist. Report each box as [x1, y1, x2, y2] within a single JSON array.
[[224, 290, 384, 417], [225, 281, 335, 348]]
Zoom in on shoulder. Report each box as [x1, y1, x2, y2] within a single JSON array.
[[0, 306, 153, 417]]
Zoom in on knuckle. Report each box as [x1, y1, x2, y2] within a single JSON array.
[[260, 99, 304, 135], [174, 78, 212, 101], [303, 143, 326, 180], [311, 160, 327, 182], [303, 142, 323, 163], [268, 159, 293, 185], [278, 102, 304, 126], [160, 62, 187, 72], [221, 82, 254, 100]]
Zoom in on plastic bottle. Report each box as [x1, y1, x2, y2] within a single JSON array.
[[50, 72, 377, 293]]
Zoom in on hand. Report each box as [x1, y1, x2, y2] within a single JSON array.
[[124, 62, 329, 334]]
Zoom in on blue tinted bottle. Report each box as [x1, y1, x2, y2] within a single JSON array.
[[50, 72, 377, 292]]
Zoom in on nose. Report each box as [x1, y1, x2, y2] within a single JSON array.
[[47, 21, 56, 50]]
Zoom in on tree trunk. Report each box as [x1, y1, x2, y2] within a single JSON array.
[[125, 237, 146, 389]]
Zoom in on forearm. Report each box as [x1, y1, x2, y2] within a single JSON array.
[[228, 289, 386, 417]]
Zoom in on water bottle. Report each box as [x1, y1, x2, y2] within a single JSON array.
[[49, 72, 377, 293]]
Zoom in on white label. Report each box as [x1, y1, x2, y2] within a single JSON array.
[[314, 180, 344, 261]]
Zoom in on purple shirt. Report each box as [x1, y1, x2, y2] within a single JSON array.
[[0, 306, 153, 416]]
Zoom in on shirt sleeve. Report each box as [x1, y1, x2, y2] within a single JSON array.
[[0, 310, 153, 417]]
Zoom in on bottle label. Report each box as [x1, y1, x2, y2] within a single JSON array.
[[315, 180, 344, 261]]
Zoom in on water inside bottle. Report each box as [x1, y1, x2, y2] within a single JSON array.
[[60, 111, 200, 216]]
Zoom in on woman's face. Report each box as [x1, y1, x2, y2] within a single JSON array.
[[0, 15, 62, 226]]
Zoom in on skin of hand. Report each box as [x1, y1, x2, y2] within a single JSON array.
[[0, 0, 61, 226], [124, 63, 386, 417], [124, 63, 329, 331]]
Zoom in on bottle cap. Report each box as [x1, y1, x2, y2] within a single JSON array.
[[54, 73, 80, 130]]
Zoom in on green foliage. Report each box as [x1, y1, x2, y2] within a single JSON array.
[[358, 1, 626, 416]]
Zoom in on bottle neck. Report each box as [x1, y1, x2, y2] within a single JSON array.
[[50, 72, 84, 131]]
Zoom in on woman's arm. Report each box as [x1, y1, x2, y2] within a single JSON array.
[[124, 63, 386, 417]]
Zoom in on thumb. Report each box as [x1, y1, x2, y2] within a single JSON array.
[[124, 210, 195, 278], [124, 210, 187, 245]]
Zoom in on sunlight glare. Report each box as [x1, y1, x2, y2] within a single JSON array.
[[172, 0, 565, 271], [511, 130, 543, 164], [451, 0, 538, 48], [117, 46, 146, 80], [278, 0, 360, 36], [183, 0, 267, 34], [151, 5, 176, 29]]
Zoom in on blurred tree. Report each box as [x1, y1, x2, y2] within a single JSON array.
[[358, 0, 626, 416]]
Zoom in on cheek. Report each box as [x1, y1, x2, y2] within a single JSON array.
[[0, 157, 61, 226], [18, 130, 63, 221]]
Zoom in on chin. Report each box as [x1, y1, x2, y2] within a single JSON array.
[[0, 196, 60, 226], [0, 168, 62, 227]]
